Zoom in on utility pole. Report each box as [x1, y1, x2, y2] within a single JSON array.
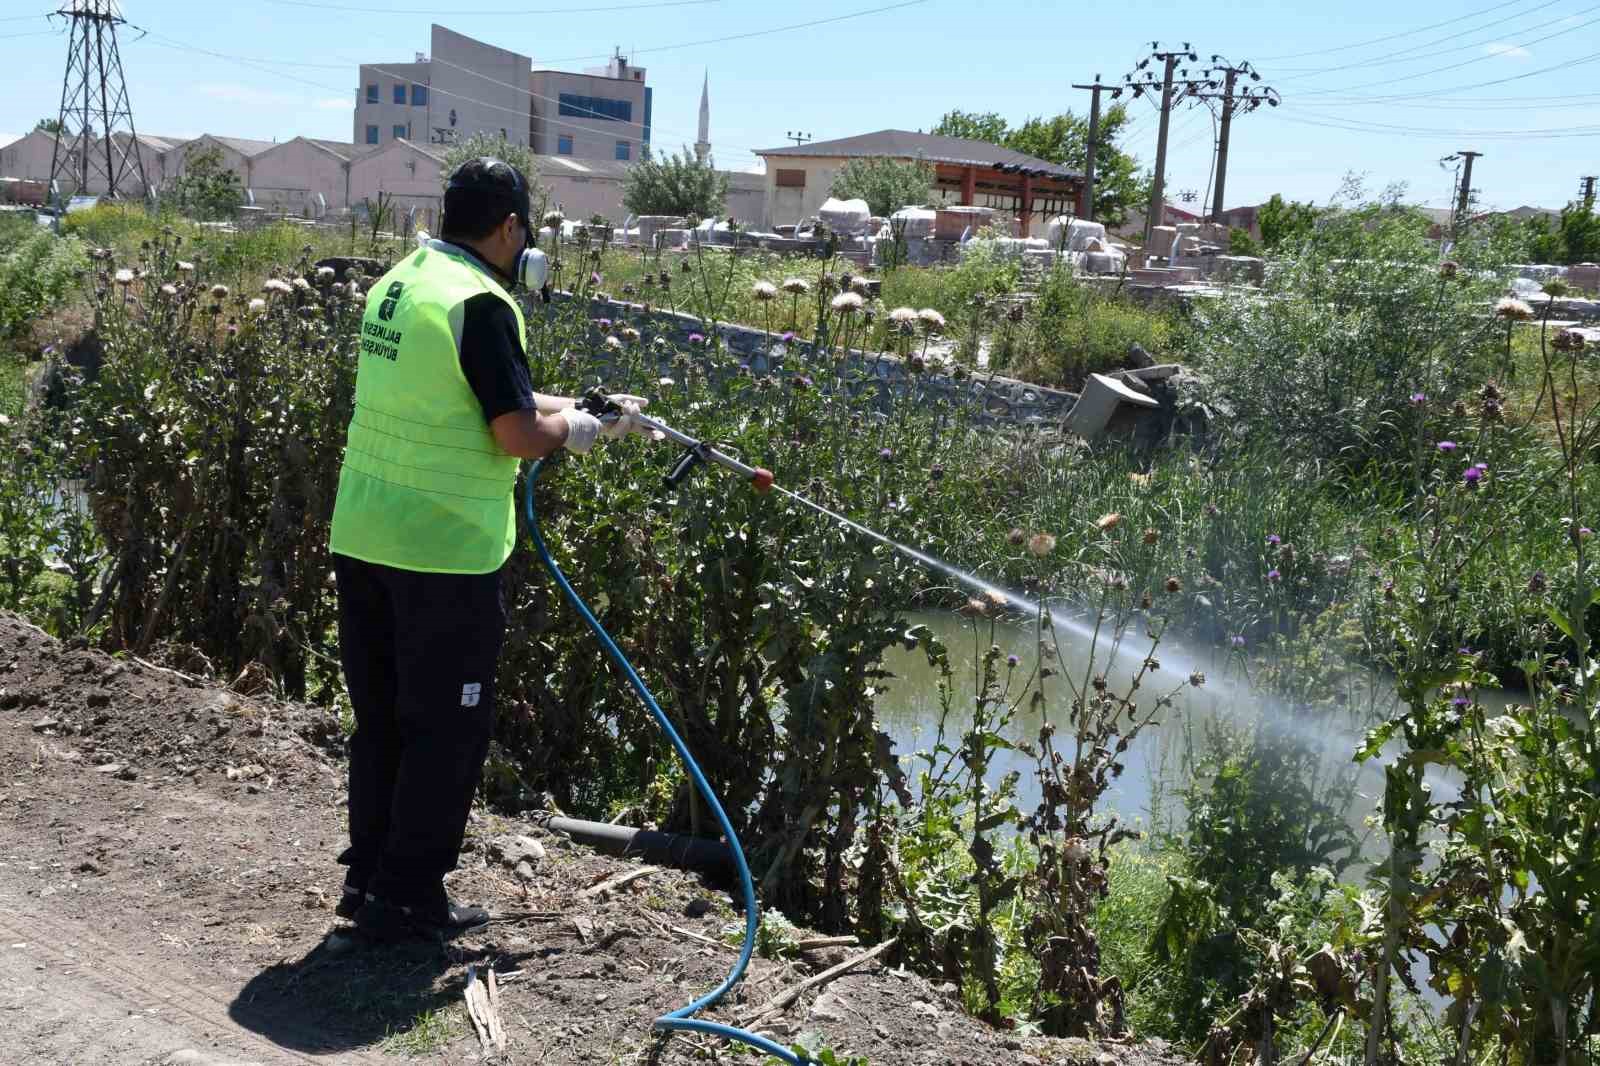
[[1454, 150, 1482, 223], [1581, 175, 1597, 207], [1146, 52, 1178, 248], [47, 0, 147, 202], [784, 131, 812, 147], [1187, 57, 1279, 224], [1070, 74, 1108, 222], [1117, 43, 1209, 251]]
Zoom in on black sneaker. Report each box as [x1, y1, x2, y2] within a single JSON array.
[[353, 893, 490, 941], [335, 882, 367, 920]]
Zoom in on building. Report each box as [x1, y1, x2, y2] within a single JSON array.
[[529, 52, 650, 162], [353, 25, 651, 164], [165, 134, 275, 189], [348, 138, 447, 230], [251, 137, 358, 214], [755, 129, 1084, 235], [0, 128, 175, 197]]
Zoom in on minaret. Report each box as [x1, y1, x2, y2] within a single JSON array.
[[694, 70, 711, 164]]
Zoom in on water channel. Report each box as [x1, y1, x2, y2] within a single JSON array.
[[871, 608, 1412, 838]]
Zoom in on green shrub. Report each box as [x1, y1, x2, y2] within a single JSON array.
[[0, 227, 86, 341], [1004, 266, 1173, 388]]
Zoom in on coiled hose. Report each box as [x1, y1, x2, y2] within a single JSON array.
[[523, 458, 806, 1066]]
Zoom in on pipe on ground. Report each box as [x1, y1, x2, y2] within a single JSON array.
[[548, 815, 735, 875]]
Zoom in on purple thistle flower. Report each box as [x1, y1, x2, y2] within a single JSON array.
[[687, 332, 705, 346], [1436, 440, 1457, 453], [1451, 695, 1471, 709], [781, 331, 797, 343], [1409, 392, 1426, 406], [1230, 635, 1246, 649], [1267, 569, 1281, 583], [1006, 654, 1020, 668], [591, 272, 602, 285], [1458, 646, 1474, 655], [1463, 466, 1483, 486], [1266, 534, 1281, 547], [878, 448, 893, 462]]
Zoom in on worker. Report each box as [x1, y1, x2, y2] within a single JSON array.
[[327, 157, 645, 939]]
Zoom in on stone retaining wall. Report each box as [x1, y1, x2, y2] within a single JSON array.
[[543, 292, 1079, 426]]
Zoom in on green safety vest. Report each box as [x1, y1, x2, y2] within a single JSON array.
[[329, 241, 526, 574]]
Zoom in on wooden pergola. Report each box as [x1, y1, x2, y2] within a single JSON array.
[[932, 162, 1085, 237]]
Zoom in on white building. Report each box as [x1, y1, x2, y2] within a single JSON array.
[[352, 25, 652, 165]]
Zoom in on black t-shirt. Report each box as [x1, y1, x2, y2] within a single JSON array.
[[444, 242, 534, 424], [458, 290, 536, 424]]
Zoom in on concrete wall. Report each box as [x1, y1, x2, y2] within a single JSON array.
[[761, 156, 845, 229], [529, 69, 647, 162], [349, 139, 444, 230], [0, 130, 165, 196], [251, 138, 350, 213], [167, 136, 254, 186], [354, 61, 430, 149], [725, 172, 767, 228], [428, 25, 531, 148]]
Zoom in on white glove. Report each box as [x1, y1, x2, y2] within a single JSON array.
[[559, 408, 600, 454], [600, 394, 649, 440]]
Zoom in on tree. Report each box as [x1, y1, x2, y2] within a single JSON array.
[[1257, 193, 1320, 251], [440, 132, 542, 200], [167, 146, 242, 221], [929, 109, 1010, 144], [929, 105, 1148, 227], [621, 147, 728, 219], [35, 118, 63, 135], [828, 156, 935, 217]]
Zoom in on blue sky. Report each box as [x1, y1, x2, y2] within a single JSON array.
[[3, 0, 1597, 211]]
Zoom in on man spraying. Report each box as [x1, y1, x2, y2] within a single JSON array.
[[327, 157, 644, 938]]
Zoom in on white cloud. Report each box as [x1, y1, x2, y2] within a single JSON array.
[[1484, 42, 1531, 60]]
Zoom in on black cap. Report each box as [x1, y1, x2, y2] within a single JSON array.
[[443, 157, 531, 234]]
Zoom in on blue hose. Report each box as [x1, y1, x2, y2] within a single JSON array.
[[522, 459, 807, 1066]]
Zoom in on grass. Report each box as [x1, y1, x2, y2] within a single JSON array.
[[378, 1005, 464, 1057]]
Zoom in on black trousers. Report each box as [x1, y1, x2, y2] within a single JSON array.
[[333, 552, 505, 904]]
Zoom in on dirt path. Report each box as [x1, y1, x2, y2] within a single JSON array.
[[0, 612, 1191, 1065]]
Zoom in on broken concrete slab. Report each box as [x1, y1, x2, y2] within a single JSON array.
[[1065, 372, 1161, 438]]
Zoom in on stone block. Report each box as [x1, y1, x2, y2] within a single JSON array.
[[936, 204, 999, 241], [1213, 255, 1265, 284], [1147, 226, 1178, 257], [1569, 263, 1600, 295]]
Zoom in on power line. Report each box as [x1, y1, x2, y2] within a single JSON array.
[[1260, 110, 1600, 140], [1297, 11, 1600, 96], [1290, 47, 1600, 102], [0, 11, 54, 20], [0, 27, 63, 39], [1273, 0, 1576, 80], [1255, 0, 1534, 61]]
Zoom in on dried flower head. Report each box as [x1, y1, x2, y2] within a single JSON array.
[[114, 268, 135, 286], [781, 277, 810, 295], [1438, 261, 1459, 279], [917, 308, 946, 332], [889, 306, 918, 331], [1027, 532, 1056, 557], [176, 260, 195, 273], [543, 210, 565, 228], [1494, 297, 1534, 321], [1096, 512, 1123, 532], [246, 297, 267, 315], [207, 283, 229, 300], [293, 276, 311, 292], [850, 275, 872, 294], [159, 283, 177, 297], [831, 292, 864, 313], [620, 326, 641, 343], [1143, 527, 1159, 545], [1553, 329, 1586, 353], [315, 266, 336, 282], [1165, 576, 1182, 593], [1008, 527, 1026, 546], [604, 335, 623, 350], [752, 281, 778, 301], [1188, 671, 1206, 688]]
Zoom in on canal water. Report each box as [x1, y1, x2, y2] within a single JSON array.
[[871, 608, 1405, 835]]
